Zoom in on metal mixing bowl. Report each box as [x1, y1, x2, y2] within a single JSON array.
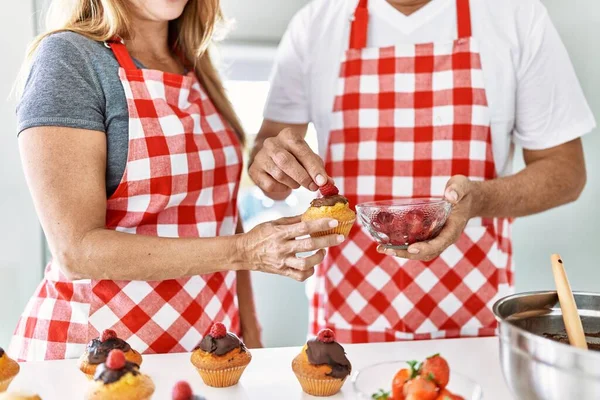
[[493, 291, 600, 400]]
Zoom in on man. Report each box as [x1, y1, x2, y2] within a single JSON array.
[[249, 0, 596, 343]]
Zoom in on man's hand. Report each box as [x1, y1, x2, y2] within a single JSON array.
[[249, 128, 329, 200], [377, 175, 481, 261]]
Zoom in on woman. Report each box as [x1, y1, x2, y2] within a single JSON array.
[[249, 0, 595, 342], [11, 0, 344, 361]]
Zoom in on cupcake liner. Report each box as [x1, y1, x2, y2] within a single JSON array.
[[0, 376, 14, 392], [195, 365, 248, 388], [294, 372, 346, 397], [310, 219, 355, 239]]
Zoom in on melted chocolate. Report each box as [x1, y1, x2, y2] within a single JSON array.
[[310, 195, 349, 208], [543, 332, 600, 351], [306, 339, 351, 379], [94, 361, 139, 384], [87, 337, 131, 364], [0, 347, 4, 358], [196, 333, 245, 356]]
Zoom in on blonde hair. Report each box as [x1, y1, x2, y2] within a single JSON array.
[[20, 0, 245, 143]]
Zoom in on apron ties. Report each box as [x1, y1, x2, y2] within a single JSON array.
[[310, 0, 514, 344], [10, 40, 243, 361]]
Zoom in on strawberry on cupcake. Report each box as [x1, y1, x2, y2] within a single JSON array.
[[301, 182, 356, 238], [172, 381, 205, 400]]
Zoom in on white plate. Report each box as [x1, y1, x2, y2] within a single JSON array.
[[352, 360, 483, 399]]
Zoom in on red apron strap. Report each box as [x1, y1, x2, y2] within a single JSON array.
[[106, 38, 137, 70], [456, 0, 472, 38], [349, 0, 369, 49]]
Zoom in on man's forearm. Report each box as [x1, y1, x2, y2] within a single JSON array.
[[472, 141, 586, 219]]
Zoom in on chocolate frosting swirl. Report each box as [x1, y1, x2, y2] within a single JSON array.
[[306, 339, 351, 379], [310, 195, 349, 208], [0, 347, 4, 357], [93, 361, 139, 384], [196, 333, 245, 356], [87, 337, 131, 364]]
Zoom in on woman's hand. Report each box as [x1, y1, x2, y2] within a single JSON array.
[[378, 175, 481, 261], [237, 216, 345, 281], [248, 128, 330, 200]]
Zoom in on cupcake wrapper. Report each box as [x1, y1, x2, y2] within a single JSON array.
[[0, 376, 14, 392], [294, 373, 346, 397], [310, 219, 355, 239], [195, 365, 247, 388]]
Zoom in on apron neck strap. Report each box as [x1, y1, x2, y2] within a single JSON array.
[[348, 0, 473, 50], [456, 0, 472, 39], [105, 37, 137, 70]]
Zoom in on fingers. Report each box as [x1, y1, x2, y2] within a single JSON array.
[[264, 137, 317, 191], [250, 168, 291, 195], [444, 175, 469, 204], [279, 129, 328, 187], [282, 218, 339, 239], [274, 215, 302, 225], [282, 266, 315, 282], [289, 233, 345, 253], [285, 249, 326, 270], [262, 157, 301, 190]]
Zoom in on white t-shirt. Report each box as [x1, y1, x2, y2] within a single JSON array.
[[263, 0, 596, 175]]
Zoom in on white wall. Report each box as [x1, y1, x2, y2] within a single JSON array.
[[0, 2, 43, 345]]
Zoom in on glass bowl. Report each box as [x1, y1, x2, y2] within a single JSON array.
[[353, 361, 483, 400], [355, 199, 451, 250]]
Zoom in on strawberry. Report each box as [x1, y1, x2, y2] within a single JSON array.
[[101, 329, 117, 342], [172, 381, 194, 400], [317, 328, 335, 343], [403, 376, 438, 400], [106, 349, 126, 370], [420, 354, 450, 389], [392, 368, 412, 400], [209, 322, 227, 339], [373, 211, 395, 233], [319, 182, 339, 196]]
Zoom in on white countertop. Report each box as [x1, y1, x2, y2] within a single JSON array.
[[9, 337, 513, 399]]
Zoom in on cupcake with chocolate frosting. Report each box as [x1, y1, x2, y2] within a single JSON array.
[[190, 323, 251, 388], [79, 330, 142, 379], [292, 329, 352, 397], [0, 347, 19, 392], [302, 183, 355, 238], [86, 349, 154, 400]]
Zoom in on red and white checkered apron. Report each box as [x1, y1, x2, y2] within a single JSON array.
[[310, 0, 514, 343], [10, 41, 243, 361]]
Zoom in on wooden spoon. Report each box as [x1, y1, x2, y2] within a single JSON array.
[[551, 254, 588, 350]]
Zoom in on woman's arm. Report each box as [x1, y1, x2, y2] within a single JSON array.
[[20, 126, 344, 281], [235, 219, 263, 348]]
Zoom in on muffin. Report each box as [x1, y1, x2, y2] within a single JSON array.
[[0, 348, 19, 392], [292, 329, 352, 397], [301, 183, 355, 238], [86, 349, 154, 400], [190, 323, 251, 388], [171, 381, 206, 400], [0, 393, 41, 400], [79, 330, 142, 379]]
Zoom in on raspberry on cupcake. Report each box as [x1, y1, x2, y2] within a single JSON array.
[[172, 381, 205, 400], [302, 183, 356, 238], [292, 329, 352, 397], [86, 349, 154, 400], [190, 323, 252, 388], [0, 348, 19, 393], [79, 329, 142, 379]]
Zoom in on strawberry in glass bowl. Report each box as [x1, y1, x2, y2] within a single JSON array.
[[355, 199, 451, 250]]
